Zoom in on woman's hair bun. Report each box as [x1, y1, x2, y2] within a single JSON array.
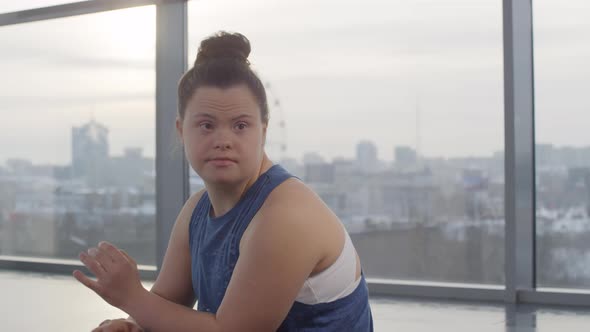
[[195, 31, 251, 66]]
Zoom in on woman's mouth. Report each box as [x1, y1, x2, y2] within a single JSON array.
[[208, 158, 236, 167]]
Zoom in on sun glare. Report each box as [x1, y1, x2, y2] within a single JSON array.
[[90, 5, 156, 59]]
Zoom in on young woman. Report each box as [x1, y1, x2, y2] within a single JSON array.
[[74, 31, 373, 332]]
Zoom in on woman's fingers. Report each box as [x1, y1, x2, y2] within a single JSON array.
[[119, 249, 137, 267], [83, 242, 137, 275], [81, 242, 132, 277], [88, 247, 115, 272], [72, 269, 105, 297], [79, 252, 107, 279], [75, 242, 144, 309], [91, 318, 142, 332], [98, 241, 127, 265]]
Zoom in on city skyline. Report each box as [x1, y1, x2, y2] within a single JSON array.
[[1, 1, 589, 165], [2, 116, 590, 169]]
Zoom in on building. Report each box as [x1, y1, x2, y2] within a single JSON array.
[[71, 120, 109, 187], [356, 140, 379, 173]]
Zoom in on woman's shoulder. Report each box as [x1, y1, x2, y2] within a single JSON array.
[[177, 188, 207, 224], [265, 178, 323, 209], [259, 177, 340, 229], [187, 188, 207, 209], [246, 177, 343, 270]]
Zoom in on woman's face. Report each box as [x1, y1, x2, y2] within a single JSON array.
[[177, 84, 267, 186]]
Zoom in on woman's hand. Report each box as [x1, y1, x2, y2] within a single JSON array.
[[91, 318, 144, 332], [73, 241, 146, 310]]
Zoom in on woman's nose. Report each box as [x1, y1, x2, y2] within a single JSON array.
[[213, 130, 232, 150], [215, 142, 231, 150]]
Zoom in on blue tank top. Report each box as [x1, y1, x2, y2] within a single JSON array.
[[189, 164, 373, 331]]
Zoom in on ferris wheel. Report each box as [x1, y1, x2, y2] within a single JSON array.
[[264, 81, 288, 162]]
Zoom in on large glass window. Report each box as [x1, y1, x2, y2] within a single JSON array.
[[188, 0, 504, 284], [534, 0, 590, 289], [0, 6, 157, 266]]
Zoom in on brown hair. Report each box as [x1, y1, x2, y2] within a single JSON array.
[[177, 31, 269, 123]]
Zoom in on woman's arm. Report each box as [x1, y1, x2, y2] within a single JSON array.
[[146, 189, 205, 307], [123, 180, 330, 332], [78, 180, 331, 332], [119, 189, 204, 328], [77, 190, 205, 328]]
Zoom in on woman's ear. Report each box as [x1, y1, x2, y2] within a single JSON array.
[[175, 116, 184, 145], [262, 122, 268, 147]]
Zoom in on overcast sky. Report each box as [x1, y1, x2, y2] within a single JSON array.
[[0, 0, 588, 166]]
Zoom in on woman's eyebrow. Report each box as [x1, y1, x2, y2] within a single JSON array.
[[231, 114, 253, 121], [191, 113, 215, 119], [191, 113, 252, 121]]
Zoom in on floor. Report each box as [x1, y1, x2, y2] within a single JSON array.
[[2, 270, 590, 331]]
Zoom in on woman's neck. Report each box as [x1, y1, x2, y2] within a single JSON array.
[[207, 156, 273, 218]]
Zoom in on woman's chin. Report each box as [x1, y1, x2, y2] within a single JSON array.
[[203, 172, 240, 187]]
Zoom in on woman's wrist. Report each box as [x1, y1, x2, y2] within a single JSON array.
[[121, 286, 150, 315]]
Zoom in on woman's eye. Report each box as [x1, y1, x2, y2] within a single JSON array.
[[236, 123, 247, 130]]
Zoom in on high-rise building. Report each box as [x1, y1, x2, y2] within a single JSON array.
[[394, 146, 417, 169], [304, 163, 335, 184], [71, 120, 109, 186], [536, 143, 555, 167], [110, 148, 151, 187], [279, 157, 303, 178], [356, 140, 378, 173], [302, 152, 325, 165]]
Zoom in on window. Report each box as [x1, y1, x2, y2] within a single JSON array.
[[534, 0, 590, 290], [188, 0, 504, 284], [0, 6, 157, 266]]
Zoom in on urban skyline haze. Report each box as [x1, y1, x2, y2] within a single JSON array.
[[0, 0, 588, 165]]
